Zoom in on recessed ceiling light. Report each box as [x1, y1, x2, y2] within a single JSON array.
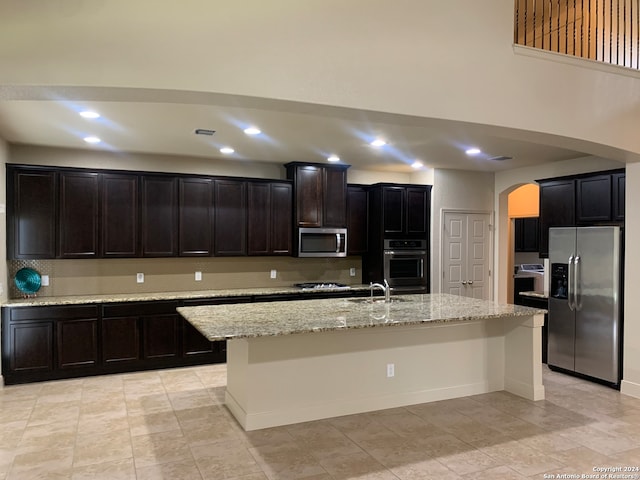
[[83, 136, 101, 144], [220, 147, 235, 154], [327, 155, 340, 162], [465, 148, 481, 156], [79, 111, 100, 119], [244, 126, 261, 135], [370, 139, 387, 147], [411, 161, 423, 169]]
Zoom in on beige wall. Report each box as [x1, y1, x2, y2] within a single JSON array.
[[430, 169, 495, 294], [622, 163, 640, 397]]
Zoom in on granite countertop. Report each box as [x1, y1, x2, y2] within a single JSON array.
[[177, 293, 546, 341], [2, 285, 371, 307], [519, 291, 549, 300]]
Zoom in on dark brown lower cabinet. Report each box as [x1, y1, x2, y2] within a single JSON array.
[[8, 322, 53, 373], [183, 322, 215, 356], [57, 317, 98, 369], [102, 316, 140, 364], [143, 314, 180, 360]]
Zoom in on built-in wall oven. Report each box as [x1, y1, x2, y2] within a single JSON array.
[[383, 239, 428, 292]]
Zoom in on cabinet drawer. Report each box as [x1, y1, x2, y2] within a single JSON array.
[[182, 296, 252, 307], [9, 305, 98, 322], [102, 301, 179, 318]]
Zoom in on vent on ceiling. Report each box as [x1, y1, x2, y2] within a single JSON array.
[[194, 129, 216, 136], [488, 155, 512, 161]]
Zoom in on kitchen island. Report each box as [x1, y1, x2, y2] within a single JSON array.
[[178, 293, 546, 431]]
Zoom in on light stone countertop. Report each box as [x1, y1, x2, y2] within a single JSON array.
[[177, 293, 546, 341], [518, 291, 549, 300], [2, 285, 371, 307]]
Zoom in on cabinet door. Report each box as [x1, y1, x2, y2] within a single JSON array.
[[294, 165, 323, 227], [59, 172, 100, 258], [382, 187, 405, 236], [102, 317, 140, 364], [183, 321, 214, 357], [179, 177, 213, 256], [347, 186, 368, 255], [576, 175, 612, 223], [323, 168, 347, 227], [270, 183, 292, 255], [8, 322, 53, 373], [538, 179, 575, 258], [9, 169, 57, 259], [521, 217, 539, 252], [613, 173, 625, 221], [214, 179, 247, 256], [141, 176, 178, 257], [57, 318, 98, 369], [514, 218, 525, 252], [247, 182, 270, 255], [102, 174, 139, 257], [142, 314, 180, 359], [406, 187, 429, 236]]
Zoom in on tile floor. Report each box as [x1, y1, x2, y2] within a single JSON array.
[[1, 364, 640, 479]]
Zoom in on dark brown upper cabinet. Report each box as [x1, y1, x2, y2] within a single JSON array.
[[214, 179, 247, 256], [285, 162, 349, 228], [101, 174, 139, 257], [323, 167, 347, 227], [613, 172, 625, 221], [576, 174, 611, 223], [179, 177, 213, 256], [7, 167, 57, 259], [346, 185, 368, 255], [247, 181, 292, 256], [368, 184, 431, 240], [538, 178, 575, 258], [58, 172, 100, 258], [514, 217, 539, 253], [141, 176, 178, 257], [537, 169, 624, 258]]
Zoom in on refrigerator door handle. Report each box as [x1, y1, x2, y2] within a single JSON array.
[[568, 255, 575, 311], [574, 255, 582, 311]]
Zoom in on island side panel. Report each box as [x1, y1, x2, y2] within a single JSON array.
[[503, 313, 545, 401], [224, 319, 509, 431]]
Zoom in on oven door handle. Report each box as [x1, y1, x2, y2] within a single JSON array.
[[384, 251, 427, 255]]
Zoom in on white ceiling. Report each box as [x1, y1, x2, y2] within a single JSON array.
[[0, 88, 587, 173]]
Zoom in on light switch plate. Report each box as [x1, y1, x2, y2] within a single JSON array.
[[195, 271, 202, 281], [270, 269, 277, 279], [349, 268, 356, 277], [41, 275, 50, 286], [136, 273, 144, 283]]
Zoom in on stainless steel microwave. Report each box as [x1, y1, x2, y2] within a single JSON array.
[[298, 227, 347, 257]]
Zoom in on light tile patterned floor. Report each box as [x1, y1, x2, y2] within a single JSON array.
[[1, 364, 639, 479]]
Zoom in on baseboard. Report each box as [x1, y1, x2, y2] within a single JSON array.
[[621, 379, 640, 399]]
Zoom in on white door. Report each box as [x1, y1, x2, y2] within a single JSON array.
[[442, 212, 492, 300]]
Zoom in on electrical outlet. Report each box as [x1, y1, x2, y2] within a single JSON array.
[[41, 275, 50, 286], [349, 267, 356, 277], [136, 273, 144, 283], [195, 271, 202, 281], [270, 269, 277, 279], [386, 363, 395, 378]]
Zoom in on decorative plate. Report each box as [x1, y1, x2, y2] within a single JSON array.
[[14, 267, 42, 295]]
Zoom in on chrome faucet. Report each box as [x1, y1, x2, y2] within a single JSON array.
[[370, 279, 391, 303]]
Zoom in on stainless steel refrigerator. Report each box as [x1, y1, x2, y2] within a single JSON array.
[[548, 226, 622, 386]]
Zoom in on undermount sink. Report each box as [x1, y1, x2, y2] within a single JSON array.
[[347, 297, 408, 304]]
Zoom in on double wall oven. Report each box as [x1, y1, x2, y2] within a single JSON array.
[[383, 239, 428, 293]]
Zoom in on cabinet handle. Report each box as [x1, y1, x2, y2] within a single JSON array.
[[468, 281, 473, 285], [462, 281, 467, 285]]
